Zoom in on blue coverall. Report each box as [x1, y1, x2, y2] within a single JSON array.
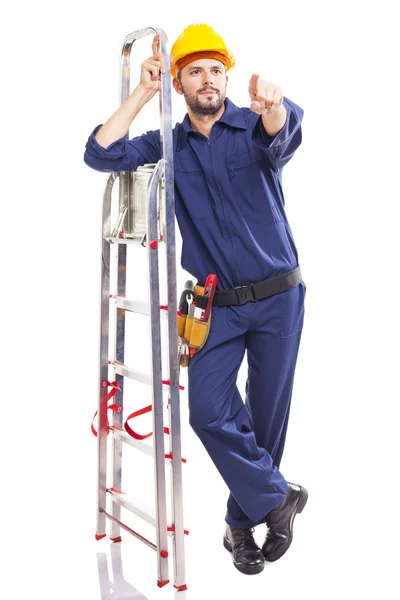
[[84, 96, 306, 528]]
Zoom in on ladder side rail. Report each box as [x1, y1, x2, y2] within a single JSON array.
[[97, 173, 118, 537], [110, 172, 131, 541], [158, 28, 187, 589], [109, 30, 136, 541], [110, 26, 159, 543], [147, 160, 170, 584]]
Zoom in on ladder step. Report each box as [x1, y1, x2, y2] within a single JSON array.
[[104, 235, 146, 245], [110, 296, 169, 318], [113, 297, 150, 315], [106, 490, 174, 538], [110, 426, 154, 457], [110, 361, 151, 386]]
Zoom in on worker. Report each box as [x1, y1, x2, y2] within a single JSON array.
[[84, 24, 308, 576]]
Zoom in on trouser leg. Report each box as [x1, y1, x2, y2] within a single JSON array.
[[188, 306, 288, 529], [226, 283, 305, 525]]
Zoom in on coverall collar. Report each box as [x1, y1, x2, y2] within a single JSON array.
[[177, 97, 247, 151]]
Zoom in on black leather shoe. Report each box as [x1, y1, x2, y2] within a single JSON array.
[[262, 482, 308, 562], [223, 524, 265, 574]]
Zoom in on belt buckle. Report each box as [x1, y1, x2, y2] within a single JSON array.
[[234, 285, 255, 305]]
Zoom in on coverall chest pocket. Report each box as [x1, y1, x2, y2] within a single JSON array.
[[226, 150, 264, 178], [174, 156, 212, 219], [226, 150, 276, 221]]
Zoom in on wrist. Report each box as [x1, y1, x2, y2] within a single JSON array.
[[262, 104, 287, 136], [135, 83, 157, 103]]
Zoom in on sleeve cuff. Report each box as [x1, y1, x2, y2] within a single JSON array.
[[252, 98, 293, 149]]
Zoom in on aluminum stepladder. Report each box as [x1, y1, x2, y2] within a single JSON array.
[[95, 27, 187, 591]]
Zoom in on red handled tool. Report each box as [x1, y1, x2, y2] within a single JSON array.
[[202, 273, 217, 322]]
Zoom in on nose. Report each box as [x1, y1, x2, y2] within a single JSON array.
[[202, 69, 214, 86]]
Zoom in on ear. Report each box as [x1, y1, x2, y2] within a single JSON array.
[[172, 77, 183, 95]]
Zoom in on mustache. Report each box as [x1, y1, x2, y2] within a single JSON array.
[[198, 87, 220, 94]]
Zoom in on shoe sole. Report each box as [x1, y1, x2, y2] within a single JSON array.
[[223, 535, 265, 575], [263, 485, 309, 562]]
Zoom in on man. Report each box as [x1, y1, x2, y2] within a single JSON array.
[[84, 24, 308, 576]]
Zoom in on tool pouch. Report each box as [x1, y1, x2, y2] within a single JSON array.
[[177, 283, 213, 366]]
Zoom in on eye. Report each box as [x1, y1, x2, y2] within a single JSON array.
[[191, 69, 200, 75], [213, 69, 221, 74]]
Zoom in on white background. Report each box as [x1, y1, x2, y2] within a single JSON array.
[[2, 1, 400, 598]]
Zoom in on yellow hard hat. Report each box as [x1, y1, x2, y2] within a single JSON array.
[[170, 24, 236, 78]]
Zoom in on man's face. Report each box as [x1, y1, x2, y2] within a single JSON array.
[[174, 58, 228, 116]]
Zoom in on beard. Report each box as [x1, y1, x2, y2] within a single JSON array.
[[181, 84, 226, 116]]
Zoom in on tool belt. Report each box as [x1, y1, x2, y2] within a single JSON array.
[[177, 266, 302, 366], [197, 266, 302, 307]]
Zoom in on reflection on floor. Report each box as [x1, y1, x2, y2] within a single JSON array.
[[97, 542, 188, 600]]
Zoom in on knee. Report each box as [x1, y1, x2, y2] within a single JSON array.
[[188, 407, 211, 432], [188, 398, 226, 432], [188, 388, 224, 432]]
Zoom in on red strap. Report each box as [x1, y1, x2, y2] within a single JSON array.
[[91, 381, 120, 437], [91, 411, 101, 437], [101, 380, 120, 402], [92, 380, 186, 440], [124, 404, 170, 440]]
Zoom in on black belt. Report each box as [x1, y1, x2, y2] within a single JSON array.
[[211, 266, 302, 307]]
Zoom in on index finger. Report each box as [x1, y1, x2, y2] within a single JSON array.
[[152, 34, 160, 56], [249, 73, 260, 91]]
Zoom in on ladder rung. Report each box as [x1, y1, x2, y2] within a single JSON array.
[[110, 426, 154, 457], [113, 297, 150, 315], [110, 361, 151, 386], [104, 236, 145, 245], [107, 489, 156, 527], [111, 296, 169, 318], [106, 490, 174, 538], [101, 509, 157, 551]]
